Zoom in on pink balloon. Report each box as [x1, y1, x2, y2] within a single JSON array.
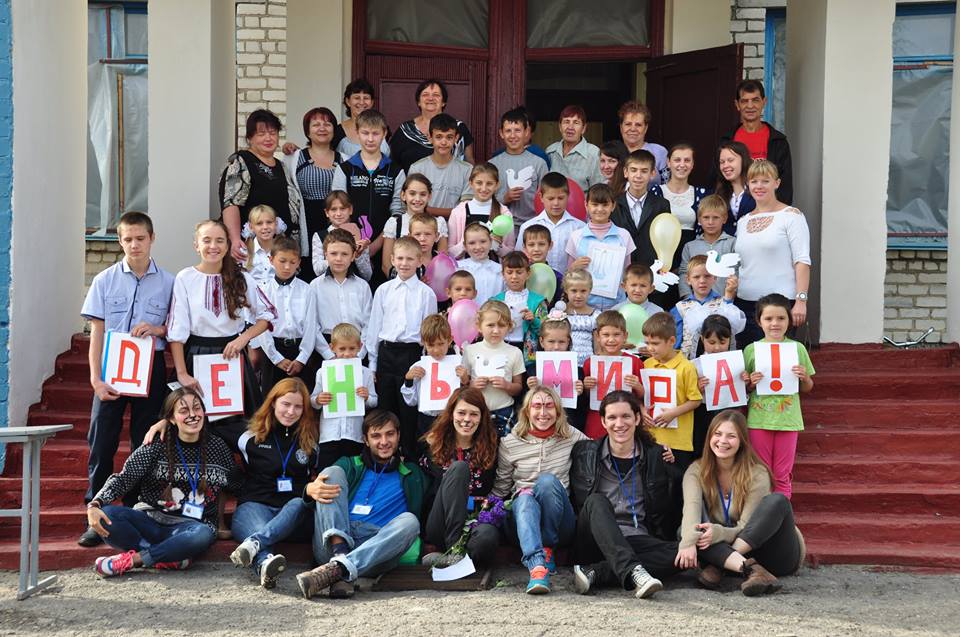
[[534, 177, 587, 222], [424, 253, 458, 302], [448, 299, 480, 347]]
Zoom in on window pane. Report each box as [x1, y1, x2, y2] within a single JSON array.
[[893, 11, 954, 58], [367, 0, 488, 49], [527, 0, 649, 49]]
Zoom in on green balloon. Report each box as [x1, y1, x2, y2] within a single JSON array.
[[618, 304, 649, 346], [527, 262, 557, 300], [491, 214, 514, 237]]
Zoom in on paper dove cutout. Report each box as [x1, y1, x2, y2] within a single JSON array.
[[651, 259, 679, 292], [705, 250, 741, 278], [506, 166, 535, 190], [474, 354, 508, 379]]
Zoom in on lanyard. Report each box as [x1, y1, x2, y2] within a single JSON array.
[[273, 431, 297, 478], [717, 479, 733, 525], [175, 438, 200, 500], [364, 461, 389, 504], [611, 445, 639, 528]]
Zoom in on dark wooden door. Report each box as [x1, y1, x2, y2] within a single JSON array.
[[645, 44, 742, 186]]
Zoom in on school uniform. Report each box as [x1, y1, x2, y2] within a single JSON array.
[[312, 366, 378, 471], [310, 272, 373, 361], [247, 237, 275, 288], [81, 258, 174, 505], [456, 257, 504, 305], [401, 360, 443, 438], [517, 210, 586, 274], [565, 224, 636, 311], [253, 275, 318, 393], [612, 190, 674, 308]]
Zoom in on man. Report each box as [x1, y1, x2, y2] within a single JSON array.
[[569, 391, 685, 599], [296, 410, 426, 599], [720, 79, 793, 204]]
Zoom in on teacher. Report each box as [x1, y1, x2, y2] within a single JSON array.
[[390, 79, 475, 172]]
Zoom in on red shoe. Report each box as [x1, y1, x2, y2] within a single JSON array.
[[95, 550, 136, 578], [151, 558, 192, 571]]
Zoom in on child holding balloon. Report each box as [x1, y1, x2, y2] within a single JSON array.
[[381, 174, 449, 278], [457, 222, 505, 304], [491, 251, 548, 361], [448, 162, 515, 258]]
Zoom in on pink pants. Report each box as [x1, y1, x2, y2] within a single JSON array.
[[748, 429, 799, 499]]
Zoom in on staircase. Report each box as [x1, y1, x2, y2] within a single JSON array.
[[1, 336, 959, 571]]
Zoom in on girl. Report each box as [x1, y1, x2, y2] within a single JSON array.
[[743, 294, 815, 498], [693, 314, 736, 458], [524, 311, 586, 430], [557, 268, 600, 367], [448, 163, 515, 258], [86, 388, 239, 578], [244, 205, 281, 287], [167, 220, 275, 446], [456, 223, 504, 304], [650, 143, 708, 250], [381, 173, 449, 277], [311, 190, 372, 280], [715, 141, 756, 233], [458, 300, 525, 437], [675, 410, 805, 596], [598, 141, 627, 194], [419, 387, 501, 569]]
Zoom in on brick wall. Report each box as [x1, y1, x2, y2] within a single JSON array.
[[884, 250, 948, 344], [236, 0, 287, 147], [84, 240, 124, 299], [730, 0, 787, 80]]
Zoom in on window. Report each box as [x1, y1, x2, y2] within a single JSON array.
[[366, 0, 488, 49], [526, 0, 650, 49], [763, 8, 786, 133]]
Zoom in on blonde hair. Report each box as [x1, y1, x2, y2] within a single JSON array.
[[476, 299, 513, 330], [245, 205, 278, 271], [330, 323, 361, 346], [393, 235, 421, 256], [746, 158, 780, 182], [562, 267, 592, 292], [513, 385, 574, 439], [408, 213, 438, 235], [697, 193, 728, 218]]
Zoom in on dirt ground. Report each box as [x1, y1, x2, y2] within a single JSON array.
[[1, 563, 958, 636]]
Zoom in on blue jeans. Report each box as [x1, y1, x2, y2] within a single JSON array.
[[100, 505, 216, 567], [231, 498, 312, 571], [507, 473, 576, 570], [311, 465, 420, 582]]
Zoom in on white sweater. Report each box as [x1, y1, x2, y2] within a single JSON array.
[[735, 207, 811, 301]]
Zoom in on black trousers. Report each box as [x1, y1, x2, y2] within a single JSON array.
[[259, 338, 318, 395], [316, 439, 364, 473], [375, 341, 422, 459], [692, 403, 710, 459], [699, 493, 803, 576], [86, 354, 169, 505], [576, 493, 680, 587], [423, 461, 499, 567]]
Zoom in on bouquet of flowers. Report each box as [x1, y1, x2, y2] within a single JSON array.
[[441, 496, 511, 562]]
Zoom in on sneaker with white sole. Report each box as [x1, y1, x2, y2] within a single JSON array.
[[573, 564, 595, 595], [230, 538, 260, 568], [259, 553, 286, 589], [630, 564, 663, 599], [95, 550, 136, 578]]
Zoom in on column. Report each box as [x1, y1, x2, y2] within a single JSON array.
[[946, 13, 960, 343]]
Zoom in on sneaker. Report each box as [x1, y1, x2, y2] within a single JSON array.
[[95, 550, 136, 578], [259, 553, 286, 589], [526, 565, 551, 595], [328, 579, 355, 599], [572, 564, 595, 595], [630, 564, 663, 599], [296, 561, 343, 600], [740, 558, 782, 596], [151, 559, 191, 571], [78, 526, 103, 547], [230, 538, 260, 568], [543, 547, 557, 574], [697, 564, 723, 590], [423, 552, 466, 569]]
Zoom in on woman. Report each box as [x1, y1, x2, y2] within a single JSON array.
[[675, 410, 805, 596], [715, 141, 756, 234], [86, 388, 239, 578], [220, 109, 305, 262], [599, 140, 627, 194], [390, 79, 475, 172], [334, 78, 390, 158], [651, 143, 709, 261], [734, 159, 811, 347], [616, 101, 668, 184], [491, 385, 589, 594], [419, 388, 500, 569]]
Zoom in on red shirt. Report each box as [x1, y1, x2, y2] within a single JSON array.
[[734, 124, 770, 160], [582, 353, 644, 440]]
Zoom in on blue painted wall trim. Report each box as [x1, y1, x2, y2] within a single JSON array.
[[0, 0, 13, 473]]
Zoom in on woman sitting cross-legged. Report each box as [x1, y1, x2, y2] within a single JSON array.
[[86, 388, 239, 577]]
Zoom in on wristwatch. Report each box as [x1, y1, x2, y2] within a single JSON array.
[[795, 292, 808, 302]]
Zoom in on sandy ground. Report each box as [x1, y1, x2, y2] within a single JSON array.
[[0, 563, 958, 636]]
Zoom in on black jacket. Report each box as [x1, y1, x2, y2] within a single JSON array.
[[611, 192, 672, 267], [570, 435, 684, 541], [719, 122, 793, 205]]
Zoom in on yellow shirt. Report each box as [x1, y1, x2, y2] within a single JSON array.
[[644, 351, 702, 452]]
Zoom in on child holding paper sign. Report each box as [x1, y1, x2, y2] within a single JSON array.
[[582, 311, 644, 439], [560, 268, 601, 367], [525, 312, 585, 430], [743, 294, 815, 499], [693, 315, 740, 458], [402, 315, 466, 435]]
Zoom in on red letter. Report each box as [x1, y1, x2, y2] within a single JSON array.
[[111, 340, 142, 387], [769, 344, 783, 392], [712, 359, 740, 408], [429, 362, 452, 400], [649, 375, 673, 412], [596, 360, 624, 400], [210, 363, 231, 407]]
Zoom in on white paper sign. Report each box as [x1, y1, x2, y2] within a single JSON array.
[[535, 351, 578, 408], [754, 341, 799, 396], [697, 351, 748, 410], [431, 554, 477, 581], [193, 354, 244, 416], [320, 358, 365, 417], [641, 368, 678, 428], [418, 355, 461, 412], [587, 243, 627, 299], [101, 331, 155, 397], [473, 353, 508, 379], [589, 356, 633, 410]]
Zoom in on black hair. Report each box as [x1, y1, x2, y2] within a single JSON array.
[[701, 314, 733, 341], [500, 106, 531, 129], [416, 79, 448, 104], [118, 211, 153, 235], [755, 293, 793, 329], [736, 79, 766, 99], [344, 78, 376, 104], [245, 109, 282, 140], [428, 113, 459, 135], [539, 171, 569, 193]]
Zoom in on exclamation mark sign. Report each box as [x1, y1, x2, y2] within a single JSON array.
[[769, 343, 783, 392]]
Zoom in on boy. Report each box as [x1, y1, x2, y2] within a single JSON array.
[[641, 312, 703, 469], [545, 105, 603, 191], [678, 194, 737, 298], [671, 254, 745, 359], [79, 211, 174, 547], [614, 264, 665, 317], [364, 236, 438, 457], [401, 315, 466, 435], [445, 270, 477, 308], [311, 229, 372, 362], [255, 236, 318, 393], [581, 311, 644, 440], [611, 150, 671, 268], [517, 172, 586, 273], [521, 224, 563, 306], [489, 107, 548, 229], [492, 251, 548, 361], [409, 114, 472, 219], [312, 323, 378, 471]]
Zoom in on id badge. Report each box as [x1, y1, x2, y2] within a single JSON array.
[[277, 477, 293, 493], [466, 496, 475, 512], [182, 500, 204, 520], [351, 503, 373, 516]]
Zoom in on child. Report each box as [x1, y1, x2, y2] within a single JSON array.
[[581, 311, 644, 440], [408, 213, 443, 278], [311, 191, 373, 280], [253, 237, 318, 394], [671, 254, 746, 359], [679, 194, 737, 297], [520, 223, 563, 306], [559, 268, 600, 367], [244, 204, 280, 286], [79, 211, 174, 547], [456, 222, 504, 304], [447, 162, 514, 258], [566, 183, 636, 311], [363, 236, 439, 457], [641, 312, 703, 469], [692, 314, 735, 457], [743, 293, 815, 499], [523, 310, 585, 429], [650, 143, 709, 254], [489, 107, 549, 229], [311, 323, 378, 470], [610, 150, 671, 268], [401, 314, 467, 436], [311, 229, 373, 363], [492, 251, 548, 361], [381, 173, 449, 277], [409, 114, 473, 219], [613, 263, 664, 317], [445, 270, 477, 308], [517, 172, 586, 273], [458, 300, 525, 437]]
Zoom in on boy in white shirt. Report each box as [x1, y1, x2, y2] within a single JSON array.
[[402, 314, 466, 436], [517, 172, 585, 274], [311, 229, 373, 361]]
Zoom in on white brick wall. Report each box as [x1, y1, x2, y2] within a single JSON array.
[[730, 0, 783, 79], [884, 250, 949, 343], [236, 1, 288, 147]]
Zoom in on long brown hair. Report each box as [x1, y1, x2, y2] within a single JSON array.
[[424, 387, 497, 470], [196, 220, 250, 320], [715, 141, 753, 203], [247, 378, 318, 454], [161, 387, 210, 496], [698, 410, 773, 521]]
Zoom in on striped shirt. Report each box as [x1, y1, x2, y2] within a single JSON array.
[[294, 148, 338, 202], [491, 428, 590, 498]]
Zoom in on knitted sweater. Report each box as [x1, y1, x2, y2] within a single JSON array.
[[491, 428, 589, 498]]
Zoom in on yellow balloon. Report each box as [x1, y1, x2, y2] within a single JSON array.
[[649, 214, 682, 270]]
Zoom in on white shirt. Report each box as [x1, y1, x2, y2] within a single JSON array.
[[247, 238, 274, 288], [626, 191, 646, 228], [517, 211, 586, 273], [309, 273, 373, 360], [457, 257, 504, 305], [313, 366, 378, 443], [167, 268, 276, 342], [364, 275, 438, 371], [503, 289, 528, 342], [252, 277, 317, 365], [462, 340, 525, 411], [382, 211, 449, 240], [735, 207, 812, 301], [659, 185, 696, 230]]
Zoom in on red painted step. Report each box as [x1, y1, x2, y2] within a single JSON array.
[[795, 513, 960, 545], [811, 370, 960, 400], [24, 410, 96, 440], [2, 440, 127, 476], [811, 344, 958, 370], [793, 457, 960, 484], [797, 428, 959, 457], [804, 539, 960, 569], [792, 483, 960, 516], [801, 399, 960, 428]]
